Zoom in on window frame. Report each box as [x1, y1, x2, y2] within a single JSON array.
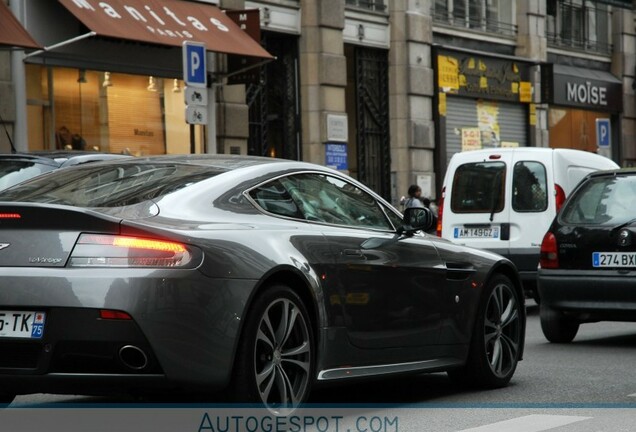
[[244, 170, 398, 233]]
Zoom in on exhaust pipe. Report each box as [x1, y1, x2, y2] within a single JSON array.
[[118, 345, 148, 370]]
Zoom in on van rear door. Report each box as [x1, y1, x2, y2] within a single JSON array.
[[508, 151, 553, 274], [444, 153, 512, 257]]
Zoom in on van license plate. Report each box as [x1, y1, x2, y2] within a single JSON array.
[[454, 227, 500, 239], [593, 252, 636, 268], [0, 311, 46, 339]]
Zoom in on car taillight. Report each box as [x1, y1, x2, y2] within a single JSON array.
[[555, 184, 566, 212], [539, 232, 559, 269], [436, 187, 445, 237], [69, 234, 196, 268]]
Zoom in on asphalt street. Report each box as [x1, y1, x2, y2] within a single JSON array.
[[8, 302, 636, 431]]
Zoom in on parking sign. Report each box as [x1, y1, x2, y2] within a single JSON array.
[[183, 42, 207, 88], [596, 118, 611, 148]]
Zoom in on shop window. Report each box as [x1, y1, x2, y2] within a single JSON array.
[[432, 0, 516, 36], [548, 107, 610, 153], [25, 65, 203, 155], [546, 0, 611, 54]]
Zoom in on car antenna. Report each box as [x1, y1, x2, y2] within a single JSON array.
[[0, 111, 18, 154]]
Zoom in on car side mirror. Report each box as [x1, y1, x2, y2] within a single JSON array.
[[403, 207, 434, 233]]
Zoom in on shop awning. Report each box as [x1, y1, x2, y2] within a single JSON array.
[[0, 2, 41, 49], [57, 0, 272, 59]]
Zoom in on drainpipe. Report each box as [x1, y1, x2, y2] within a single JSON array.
[[10, 0, 28, 152]]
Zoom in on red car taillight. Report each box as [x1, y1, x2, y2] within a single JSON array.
[[540, 232, 559, 269], [436, 187, 445, 237], [555, 184, 566, 212], [69, 234, 195, 268]]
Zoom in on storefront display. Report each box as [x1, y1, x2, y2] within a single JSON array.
[[542, 64, 622, 154], [435, 49, 533, 166]]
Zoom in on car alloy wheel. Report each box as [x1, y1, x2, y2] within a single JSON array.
[[230, 284, 314, 412], [447, 274, 522, 388], [484, 281, 521, 379], [253, 297, 312, 410]]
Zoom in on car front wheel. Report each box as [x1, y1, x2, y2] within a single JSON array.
[[540, 305, 579, 343], [230, 284, 314, 413], [449, 274, 522, 388]]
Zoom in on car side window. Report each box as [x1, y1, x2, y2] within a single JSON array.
[[512, 161, 548, 212], [248, 179, 304, 219], [279, 173, 393, 230]]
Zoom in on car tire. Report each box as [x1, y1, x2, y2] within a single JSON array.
[[229, 284, 315, 412], [448, 274, 522, 389], [540, 305, 579, 343]]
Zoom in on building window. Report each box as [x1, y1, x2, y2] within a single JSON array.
[[25, 65, 204, 155], [546, 0, 612, 54], [433, 0, 516, 37], [345, 0, 386, 13]]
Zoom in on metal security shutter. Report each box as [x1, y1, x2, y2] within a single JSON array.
[[445, 96, 527, 165]]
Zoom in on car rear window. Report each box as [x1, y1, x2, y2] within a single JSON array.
[[561, 175, 636, 225], [512, 161, 548, 212], [451, 162, 506, 214], [0, 160, 57, 191], [0, 163, 221, 208]]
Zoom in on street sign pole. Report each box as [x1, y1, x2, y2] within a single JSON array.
[[183, 41, 208, 154]]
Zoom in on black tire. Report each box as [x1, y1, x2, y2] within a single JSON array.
[[448, 274, 522, 388], [540, 305, 579, 343], [229, 284, 314, 413]]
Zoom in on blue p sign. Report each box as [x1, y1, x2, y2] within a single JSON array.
[[596, 118, 611, 148], [183, 42, 207, 88]]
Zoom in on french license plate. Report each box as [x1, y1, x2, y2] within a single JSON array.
[[454, 226, 500, 239], [0, 311, 45, 339], [592, 252, 636, 268]]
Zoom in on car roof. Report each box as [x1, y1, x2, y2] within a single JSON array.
[[588, 167, 636, 178], [109, 154, 322, 171], [0, 152, 132, 167]]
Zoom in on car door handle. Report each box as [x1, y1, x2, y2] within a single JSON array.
[[343, 249, 365, 258]]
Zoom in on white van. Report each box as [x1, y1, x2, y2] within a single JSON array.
[[438, 148, 618, 300]]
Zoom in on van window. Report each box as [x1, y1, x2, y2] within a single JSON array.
[[451, 162, 506, 214], [512, 161, 548, 212]]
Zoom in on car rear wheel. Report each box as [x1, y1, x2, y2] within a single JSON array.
[[230, 284, 314, 413], [540, 305, 579, 343], [448, 274, 522, 388]]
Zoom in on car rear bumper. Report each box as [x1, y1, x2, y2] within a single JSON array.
[[0, 267, 256, 395], [538, 269, 636, 319]]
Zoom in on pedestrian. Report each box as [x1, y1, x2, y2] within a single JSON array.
[[400, 184, 425, 209]]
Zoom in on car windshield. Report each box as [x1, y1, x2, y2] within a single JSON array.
[[0, 163, 221, 208], [0, 160, 57, 191], [561, 175, 636, 225]]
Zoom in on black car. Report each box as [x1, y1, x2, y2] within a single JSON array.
[[0, 152, 131, 191], [0, 155, 525, 411], [539, 168, 636, 343]]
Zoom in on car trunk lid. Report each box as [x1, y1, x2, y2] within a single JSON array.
[[0, 203, 121, 267]]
